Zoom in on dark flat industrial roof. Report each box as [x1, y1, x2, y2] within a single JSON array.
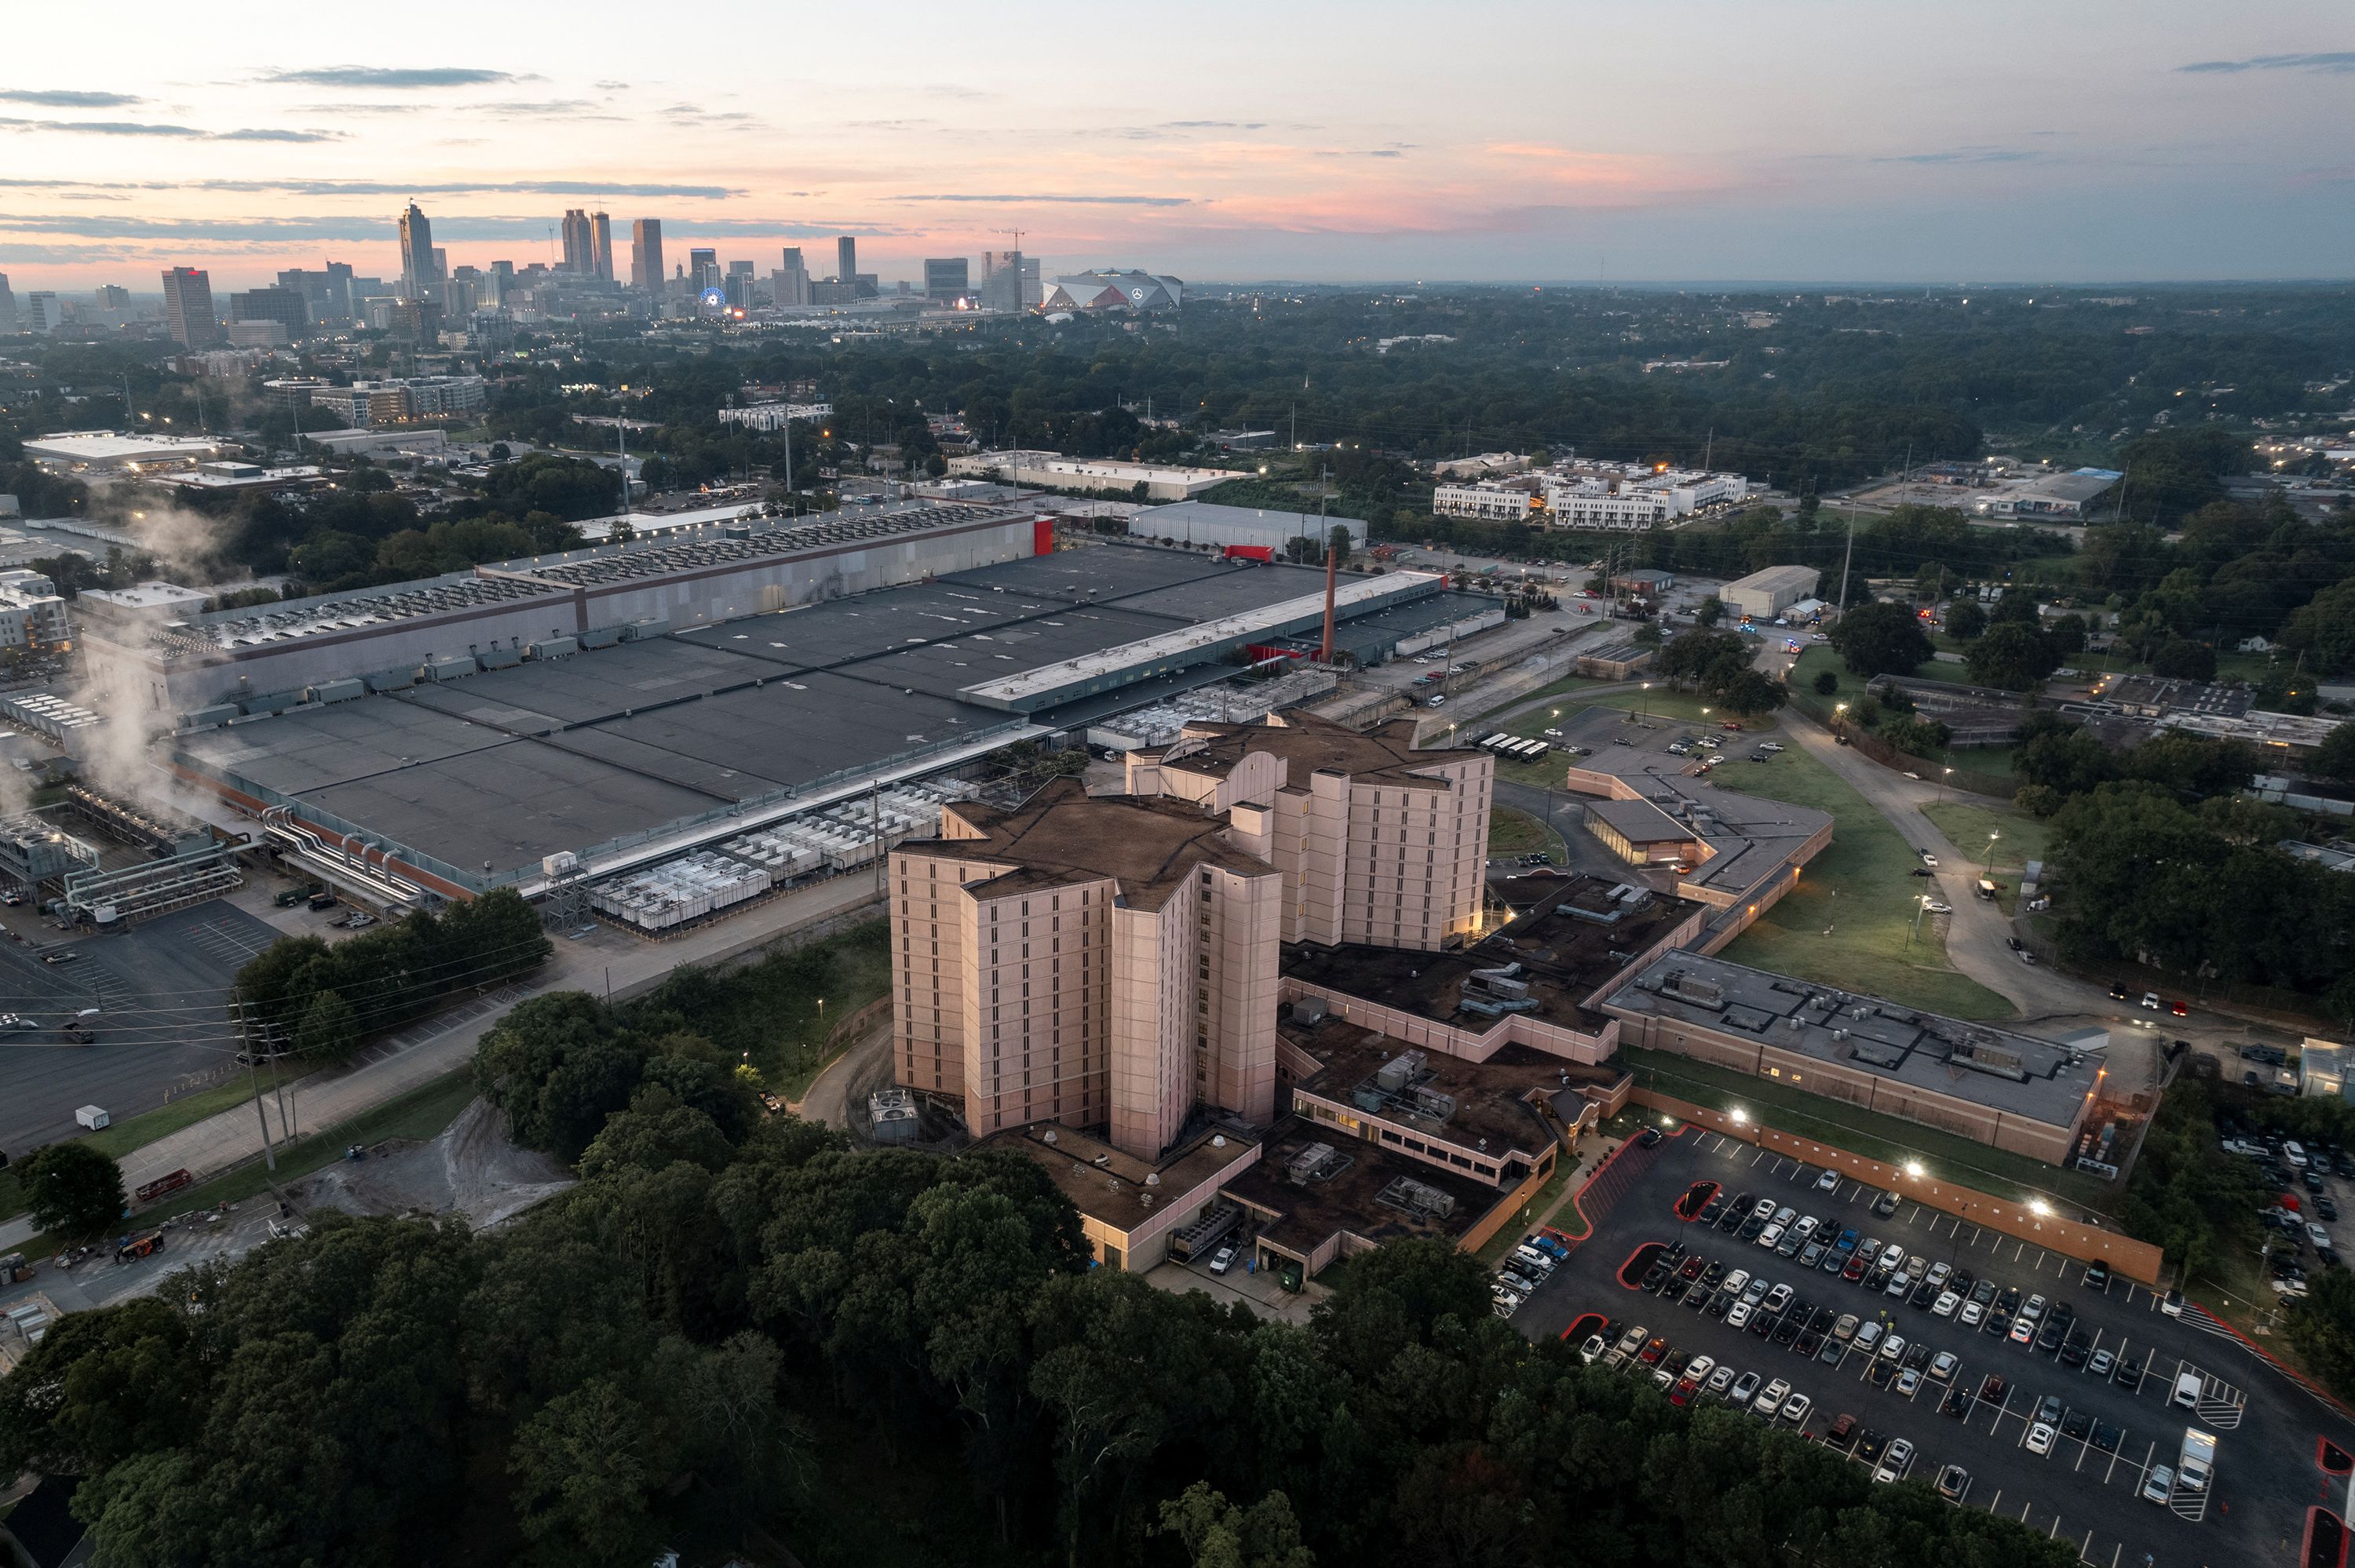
[[171, 544, 1420, 881]]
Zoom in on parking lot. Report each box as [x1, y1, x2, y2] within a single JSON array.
[[0, 901, 281, 1158], [1511, 1125, 2349, 1566]]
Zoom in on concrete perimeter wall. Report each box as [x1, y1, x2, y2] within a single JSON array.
[[1630, 1087, 2165, 1285]]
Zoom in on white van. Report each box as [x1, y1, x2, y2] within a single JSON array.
[[2284, 1141, 2309, 1170], [2173, 1370, 2204, 1409]]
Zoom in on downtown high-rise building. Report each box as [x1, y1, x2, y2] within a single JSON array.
[[159, 267, 221, 348], [590, 212, 614, 282], [560, 209, 597, 275], [923, 257, 969, 303], [774, 246, 811, 307], [94, 284, 130, 310], [0, 273, 15, 333], [630, 219, 664, 295], [398, 202, 438, 298], [835, 235, 856, 287], [982, 251, 1040, 311], [688, 248, 719, 290]]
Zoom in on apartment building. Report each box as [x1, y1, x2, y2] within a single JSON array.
[[1432, 479, 1543, 523], [1123, 712, 1493, 951], [889, 779, 1283, 1161]]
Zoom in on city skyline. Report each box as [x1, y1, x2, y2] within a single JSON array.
[[2, 2, 2352, 291]]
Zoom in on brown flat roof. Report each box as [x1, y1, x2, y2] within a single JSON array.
[[1283, 872, 1684, 1032], [1138, 709, 1477, 790], [1283, 1016, 1578, 1159], [1221, 1118, 1502, 1262], [902, 776, 1272, 908], [996, 1119, 1261, 1234]]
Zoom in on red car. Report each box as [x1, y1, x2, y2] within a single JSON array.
[[1638, 1336, 1668, 1366], [1720, 721, 1743, 731], [1670, 1377, 1700, 1407], [2170, 1000, 2189, 1017]]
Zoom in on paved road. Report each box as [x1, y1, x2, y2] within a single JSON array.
[[1517, 1129, 2340, 1568], [0, 871, 885, 1253], [793, 1019, 893, 1130]]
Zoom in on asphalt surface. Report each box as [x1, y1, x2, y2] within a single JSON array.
[[1510, 1128, 2346, 1567], [0, 901, 284, 1159]]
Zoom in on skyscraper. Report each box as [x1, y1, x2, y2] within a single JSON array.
[[630, 219, 664, 295], [775, 247, 811, 306], [398, 202, 437, 297], [560, 209, 594, 273], [923, 257, 969, 303], [836, 235, 856, 288], [159, 267, 221, 348], [983, 251, 1040, 310], [0, 273, 15, 333], [688, 248, 719, 289], [590, 212, 614, 282], [24, 293, 60, 335], [94, 284, 130, 310]]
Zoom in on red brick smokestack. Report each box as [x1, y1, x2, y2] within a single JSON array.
[[1320, 541, 1337, 662]]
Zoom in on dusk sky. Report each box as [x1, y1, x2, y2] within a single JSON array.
[[4, 0, 2350, 292]]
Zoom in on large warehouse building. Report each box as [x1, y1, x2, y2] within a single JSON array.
[[162, 543, 1449, 902], [86, 501, 1053, 718]]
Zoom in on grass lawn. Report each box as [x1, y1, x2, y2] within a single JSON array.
[[1623, 1045, 2116, 1212], [1920, 800, 2050, 877], [0, 1068, 326, 1224], [146, 1069, 484, 1224], [1476, 1161, 1575, 1264], [83, 1070, 317, 1159], [1709, 737, 2015, 1019], [1487, 805, 1562, 859], [13, 1070, 482, 1257]]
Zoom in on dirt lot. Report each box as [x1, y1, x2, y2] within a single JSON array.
[[288, 1097, 575, 1230]]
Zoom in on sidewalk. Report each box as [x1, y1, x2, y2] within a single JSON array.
[[0, 873, 885, 1253]]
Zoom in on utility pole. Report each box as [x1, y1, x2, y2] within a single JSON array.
[[1318, 467, 1337, 663], [235, 1004, 277, 1172], [617, 410, 630, 526], [1837, 499, 1858, 611]]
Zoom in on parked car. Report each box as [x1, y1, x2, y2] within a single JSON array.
[[2025, 1423, 2056, 1456], [1209, 1245, 1237, 1274], [2141, 1464, 2176, 1504], [1873, 1438, 1915, 1483], [1935, 1464, 1971, 1502]]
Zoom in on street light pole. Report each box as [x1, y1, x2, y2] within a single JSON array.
[[1940, 766, 1952, 800], [1984, 832, 2000, 875]]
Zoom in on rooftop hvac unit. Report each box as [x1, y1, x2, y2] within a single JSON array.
[[1375, 1050, 1426, 1092]]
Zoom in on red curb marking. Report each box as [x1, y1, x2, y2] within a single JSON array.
[[1616, 1241, 1667, 1289], [1560, 1311, 1608, 1344], [2322, 1438, 2353, 1475], [1675, 1179, 1721, 1222], [2303, 1507, 2350, 1568], [2186, 1293, 2355, 1427]]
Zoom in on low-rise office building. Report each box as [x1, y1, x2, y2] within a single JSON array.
[[1602, 950, 2104, 1164]]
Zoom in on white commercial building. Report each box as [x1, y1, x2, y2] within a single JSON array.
[[1433, 480, 1543, 523], [1126, 501, 1369, 554], [22, 431, 227, 473], [948, 450, 1248, 501], [718, 400, 832, 432], [0, 571, 71, 648]]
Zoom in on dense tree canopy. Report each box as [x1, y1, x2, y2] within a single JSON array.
[[3, 969, 2091, 1568]]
